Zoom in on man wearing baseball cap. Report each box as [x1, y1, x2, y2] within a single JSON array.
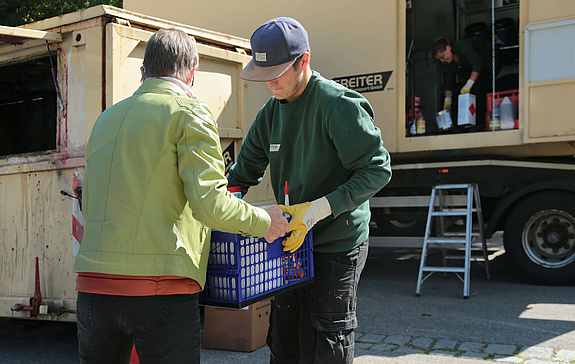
[[228, 17, 392, 363]]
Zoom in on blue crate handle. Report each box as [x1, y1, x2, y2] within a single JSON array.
[[208, 230, 288, 255], [208, 215, 292, 254]]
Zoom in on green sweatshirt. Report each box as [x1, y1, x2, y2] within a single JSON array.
[[443, 38, 492, 91], [228, 71, 392, 253]]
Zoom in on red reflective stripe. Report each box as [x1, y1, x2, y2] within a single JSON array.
[[72, 215, 84, 243]]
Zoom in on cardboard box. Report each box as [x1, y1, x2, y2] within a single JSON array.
[[458, 93, 476, 126], [203, 298, 272, 352]]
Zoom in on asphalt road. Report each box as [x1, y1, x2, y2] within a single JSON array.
[[0, 243, 573, 363], [358, 246, 575, 350]]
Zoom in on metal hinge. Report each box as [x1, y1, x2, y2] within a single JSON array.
[[113, 18, 131, 27]]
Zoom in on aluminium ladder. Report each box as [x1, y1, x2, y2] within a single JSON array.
[[415, 184, 491, 298]]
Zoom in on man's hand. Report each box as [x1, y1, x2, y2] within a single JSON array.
[[279, 202, 311, 252], [263, 205, 289, 243], [279, 197, 332, 252]]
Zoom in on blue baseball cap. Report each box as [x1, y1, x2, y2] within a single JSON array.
[[240, 17, 309, 82]]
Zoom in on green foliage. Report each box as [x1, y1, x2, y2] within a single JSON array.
[[0, 0, 122, 26]]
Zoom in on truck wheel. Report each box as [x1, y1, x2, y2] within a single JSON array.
[[504, 191, 575, 286], [370, 207, 427, 236], [380, 218, 427, 236]]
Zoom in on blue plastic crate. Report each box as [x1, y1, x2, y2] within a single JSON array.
[[200, 230, 314, 308]]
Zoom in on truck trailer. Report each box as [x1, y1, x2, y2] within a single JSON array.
[[0, 5, 273, 321], [124, 0, 575, 286]]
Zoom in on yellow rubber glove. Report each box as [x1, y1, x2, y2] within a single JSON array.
[[278, 202, 311, 253], [460, 79, 475, 95], [279, 197, 332, 253]]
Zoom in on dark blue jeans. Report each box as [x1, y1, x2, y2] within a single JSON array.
[[76, 292, 201, 364], [268, 241, 369, 364]]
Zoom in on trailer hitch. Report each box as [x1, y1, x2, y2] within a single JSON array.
[[11, 257, 47, 315]]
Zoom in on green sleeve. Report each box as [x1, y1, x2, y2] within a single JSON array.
[[177, 101, 270, 237], [324, 92, 392, 217]]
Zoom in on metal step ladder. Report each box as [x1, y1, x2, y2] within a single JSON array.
[[416, 184, 491, 298]]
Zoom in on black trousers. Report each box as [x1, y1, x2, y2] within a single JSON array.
[[76, 292, 201, 364], [268, 241, 369, 364]]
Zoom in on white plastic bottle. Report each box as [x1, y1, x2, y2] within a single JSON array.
[[500, 96, 515, 130]]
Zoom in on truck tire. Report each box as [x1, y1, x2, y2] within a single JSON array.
[[504, 191, 575, 286], [370, 207, 427, 236], [379, 218, 427, 236]]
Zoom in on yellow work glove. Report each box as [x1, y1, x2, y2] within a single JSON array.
[[279, 202, 311, 253], [460, 79, 475, 95], [278, 197, 332, 253], [443, 97, 452, 110]]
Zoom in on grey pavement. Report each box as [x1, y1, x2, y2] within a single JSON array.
[[201, 332, 575, 363]]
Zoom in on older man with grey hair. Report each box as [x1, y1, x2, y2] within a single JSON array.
[[74, 28, 288, 363]]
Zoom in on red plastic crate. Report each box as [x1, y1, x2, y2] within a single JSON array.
[[485, 89, 519, 130]]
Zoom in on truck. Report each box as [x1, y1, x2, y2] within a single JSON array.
[[124, 0, 575, 286], [1, 0, 574, 322], [0, 5, 273, 321]]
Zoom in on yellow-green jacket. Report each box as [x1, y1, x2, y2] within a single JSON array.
[[73, 78, 271, 288]]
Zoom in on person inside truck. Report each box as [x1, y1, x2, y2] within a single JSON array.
[[227, 17, 392, 364], [433, 37, 492, 131], [73, 28, 289, 364]]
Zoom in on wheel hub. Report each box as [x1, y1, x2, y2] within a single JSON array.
[[545, 229, 562, 245], [541, 224, 568, 251], [524, 210, 575, 268]]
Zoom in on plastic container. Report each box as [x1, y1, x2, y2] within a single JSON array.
[[228, 186, 242, 199], [435, 110, 453, 130], [458, 93, 476, 126], [465, 22, 490, 43], [416, 112, 426, 135], [485, 89, 519, 130], [200, 229, 314, 308], [494, 18, 519, 66], [489, 105, 501, 130], [500, 96, 515, 130]]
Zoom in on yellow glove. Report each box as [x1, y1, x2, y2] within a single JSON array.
[[279, 202, 311, 253], [460, 79, 475, 95], [279, 197, 332, 253]]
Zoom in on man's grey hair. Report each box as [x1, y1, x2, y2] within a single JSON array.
[[142, 28, 199, 82]]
